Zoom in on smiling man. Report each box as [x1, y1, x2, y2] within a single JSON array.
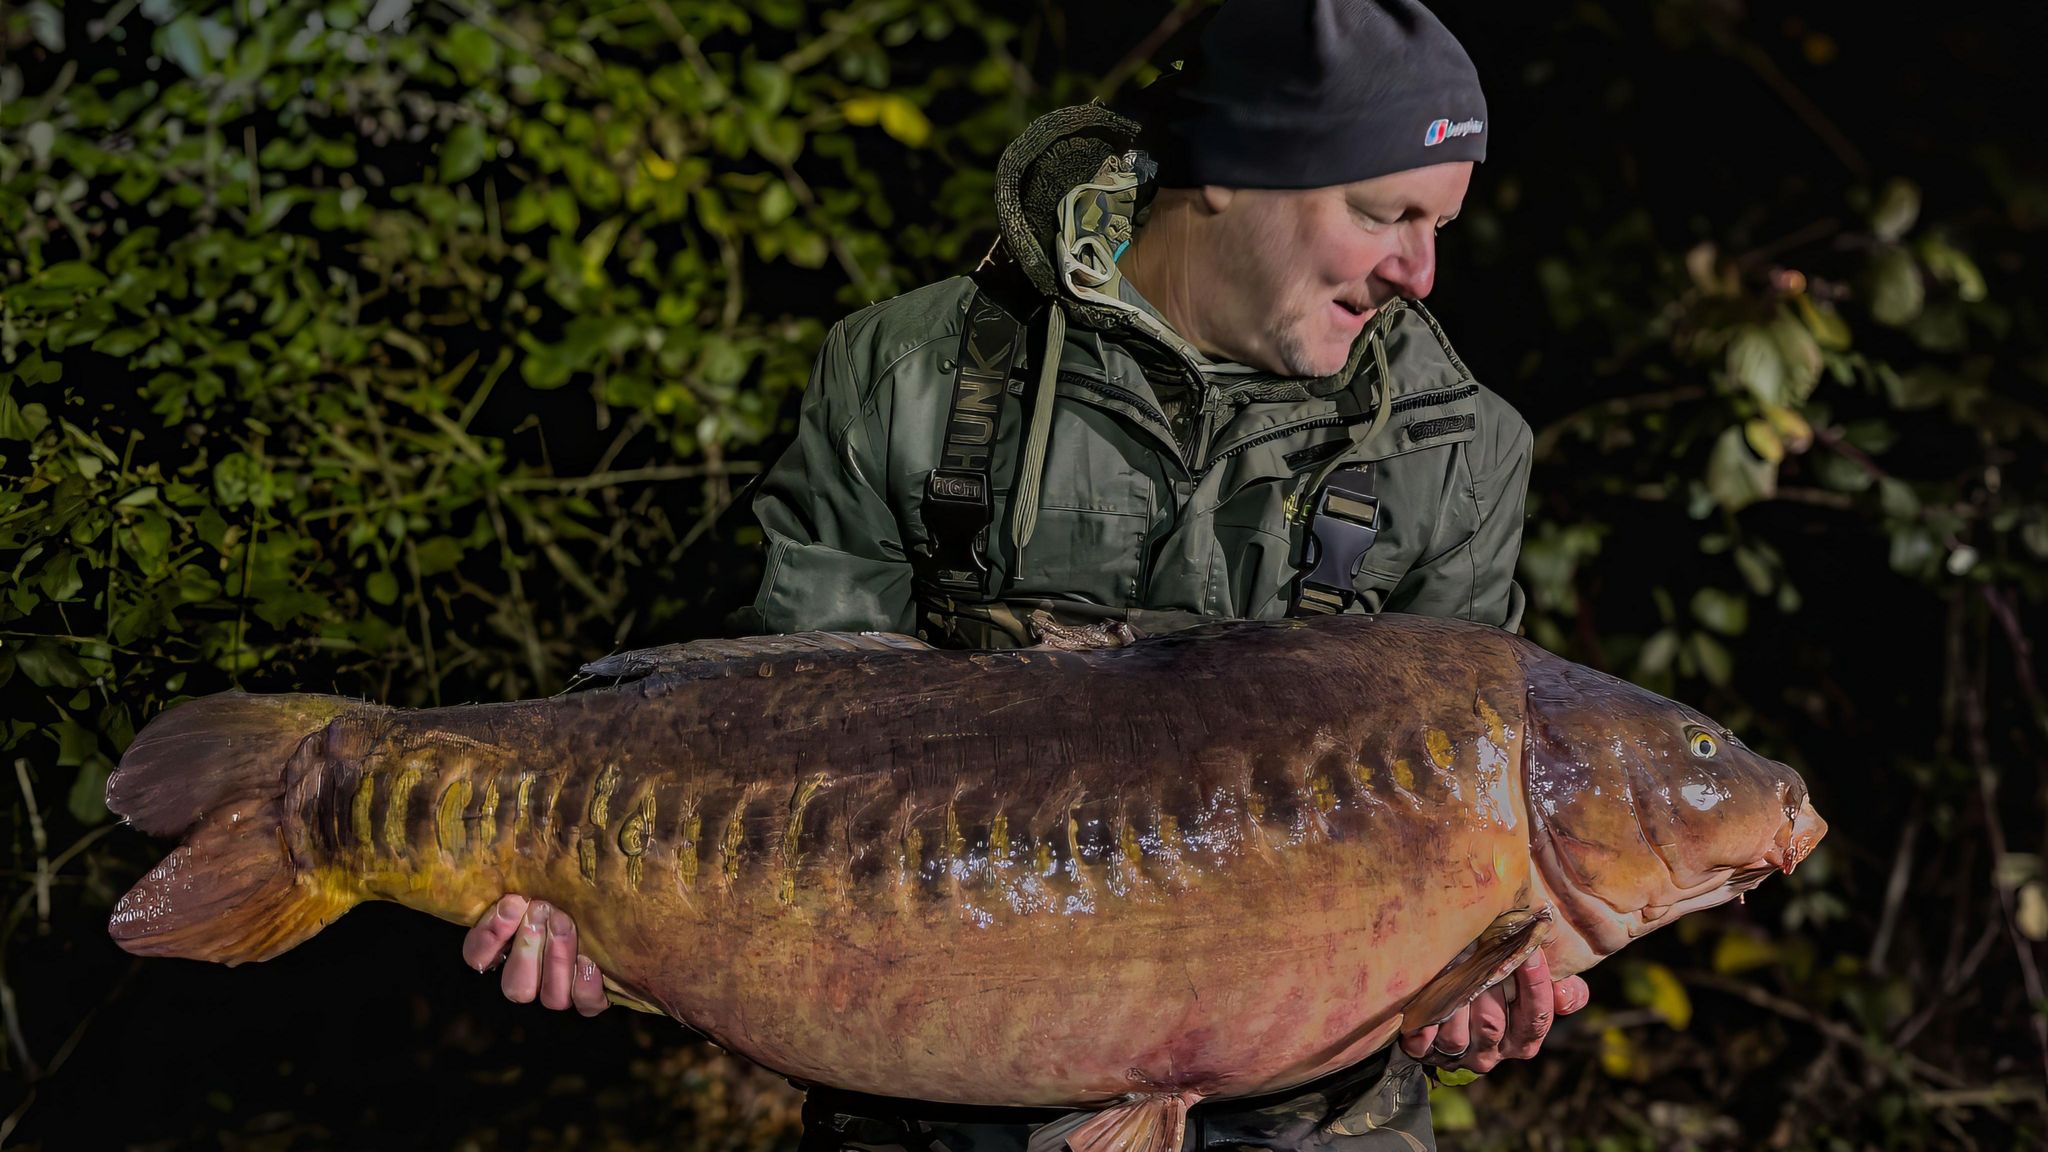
[[463, 1, 1586, 1149]]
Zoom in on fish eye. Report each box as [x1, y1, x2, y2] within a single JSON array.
[[1687, 729, 1719, 759]]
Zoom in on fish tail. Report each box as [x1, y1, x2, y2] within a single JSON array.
[[105, 691, 364, 965]]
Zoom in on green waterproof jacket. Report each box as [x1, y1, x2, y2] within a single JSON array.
[[748, 105, 1531, 650], [744, 104, 1530, 1150]]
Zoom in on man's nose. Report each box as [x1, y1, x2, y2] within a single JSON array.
[[1378, 226, 1437, 300]]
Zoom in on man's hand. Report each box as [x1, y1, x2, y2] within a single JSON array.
[[1397, 951, 1588, 1074], [462, 894, 610, 1016]]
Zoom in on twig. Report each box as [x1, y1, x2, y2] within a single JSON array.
[[497, 463, 760, 493], [774, 158, 875, 299], [777, 0, 907, 76], [1531, 387, 1709, 460], [1868, 812, 1920, 975], [1982, 584, 2048, 742], [1709, 27, 1867, 177], [1963, 673, 2048, 1091], [12, 761, 49, 934], [1896, 912, 2000, 1052], [1683, 970, 1973, 1094], [1092, 0, 1205, 102], [1920, 1083, 2048, 1111]]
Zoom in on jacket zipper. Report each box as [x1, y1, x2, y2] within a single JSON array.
[[1195, 411, 1376, 478], [1386, 383, 1478, 415]]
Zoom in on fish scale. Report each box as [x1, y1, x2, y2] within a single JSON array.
[[105, 614, 1823, 1152]]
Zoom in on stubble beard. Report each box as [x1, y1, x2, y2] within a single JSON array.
[[1266, 309, 1345, 379]]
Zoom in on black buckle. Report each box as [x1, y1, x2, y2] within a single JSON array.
[[1293, 467, 1381, 615], [922, 467, 992, 597]]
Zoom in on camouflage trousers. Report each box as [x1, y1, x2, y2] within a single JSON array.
[[795, 1052, 1435, 1152]]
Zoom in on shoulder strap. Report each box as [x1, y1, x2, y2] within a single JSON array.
[[916, 242, 1036, 602]]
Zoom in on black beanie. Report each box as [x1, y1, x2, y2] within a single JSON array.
[[1148, 0, 1487, 190]]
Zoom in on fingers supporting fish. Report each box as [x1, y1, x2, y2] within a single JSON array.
[[1429, 1006, 1472, 1059], [463, 894, 529, 972], [500, 900, 551, 1004], [1397, 1022, 1438, 1060], [571, 954, 609, 1016], [1498, 953, 1558, 1061], [540, 906, 580, 1010], [1554, 975, 1591, 1017]]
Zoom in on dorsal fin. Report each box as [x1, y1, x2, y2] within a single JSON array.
[[578, 631, 931, 679]]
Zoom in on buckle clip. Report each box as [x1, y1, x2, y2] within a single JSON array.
[[922, 468, 993, 598], [1293, 467, 1382, 616]]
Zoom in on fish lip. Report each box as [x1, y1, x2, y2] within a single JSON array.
[[1767, 798, 1827, 874]]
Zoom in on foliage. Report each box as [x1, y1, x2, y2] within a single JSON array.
[[2, 0, 2045, 1150]]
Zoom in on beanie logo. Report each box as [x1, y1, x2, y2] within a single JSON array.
[[1424, 117, 1484, 147]]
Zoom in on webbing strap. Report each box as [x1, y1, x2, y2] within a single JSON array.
[[919, 285, 1024, 600]]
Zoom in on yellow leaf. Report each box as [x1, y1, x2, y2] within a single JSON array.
[[641, 153, 677, 181], [2020, 882, 2048, 942], [1763, 404, 1814, 454], [1599, 1026, 1650, 1080], [1744, 418, 1785, 464], [878, 95, 932, 147], [1794, 292, 1852, 351], [1712, 931, 1780, 975], [1640, 962, 1693, 1030], [840, 95, 885, 126]]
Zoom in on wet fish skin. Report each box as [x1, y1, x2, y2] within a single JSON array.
[[106, 614, 1822, 1118]]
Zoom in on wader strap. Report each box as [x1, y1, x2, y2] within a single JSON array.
[[1291, 462, 1382, 616], [919, 283, 1025, 601]]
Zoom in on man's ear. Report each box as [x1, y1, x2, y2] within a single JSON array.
[[1199, 185, 1236, 214]]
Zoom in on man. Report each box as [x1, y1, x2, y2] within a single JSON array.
[[461, 1, 1589, 1147]]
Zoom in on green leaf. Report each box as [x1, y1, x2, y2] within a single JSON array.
[[1869, 247, 1925, 327], [15, 640, 88, 688], [758, 181, 796, 225], [743, 60, 791, 113], [1706, 426, 1777, 511], [440, 120, 490, 184], [1919, 236, 1988, 303], [1638, 628, 1680, 676], [68, 758, 111, 825], [1691, 632, 1732, 686], [1870, 177, 1921, 242], [54, 721, 98, 767], [1690, 587, 1749, 635], [1725, 325, 1785, 405], [367, 569, 400, 605], [1428, 1080, 1476, 1130], [580, 218, 624, 287]]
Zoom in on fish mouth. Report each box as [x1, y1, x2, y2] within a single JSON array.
[[1766, 799, 1827, 875]]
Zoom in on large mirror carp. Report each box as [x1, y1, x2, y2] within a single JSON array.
[[106, 614, 1824, 1152]]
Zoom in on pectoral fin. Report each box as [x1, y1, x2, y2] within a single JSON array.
[[1399, 907, 1554, 1032], [1026, 1091, 1203, 1152], [600, 974, 668, 1016]]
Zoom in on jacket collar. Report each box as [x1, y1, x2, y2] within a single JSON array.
[[993, 104, 1381, 402]]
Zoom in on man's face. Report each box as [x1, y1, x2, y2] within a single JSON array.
[[1196, 161, 1473, 377]]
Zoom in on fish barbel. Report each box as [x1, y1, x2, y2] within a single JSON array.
[[106, 615, 1824, 1152]]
